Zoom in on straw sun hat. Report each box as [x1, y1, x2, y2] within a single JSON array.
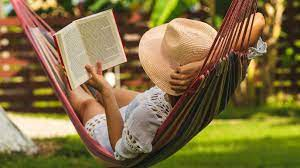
[[139, 18, 217, 96]]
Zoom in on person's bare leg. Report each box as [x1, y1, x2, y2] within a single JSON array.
[[113, 88, 140, 108], [78, 98, 106, 125], [93, 88, 140, 108], [57, 66, 107, 124], [68, 87, 106, 124], [65, 84, 138, 124], [67, 86, 139, 124]]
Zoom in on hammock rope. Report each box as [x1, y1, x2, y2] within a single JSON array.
[[10, 0, 257, 167]]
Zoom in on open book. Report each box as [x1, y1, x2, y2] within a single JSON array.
[[54, 9, 126, 90]]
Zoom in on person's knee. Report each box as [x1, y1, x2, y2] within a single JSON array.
[[78, 99, 105, 124], [79, 99, 99, 112], [255, 12, 266, 31]]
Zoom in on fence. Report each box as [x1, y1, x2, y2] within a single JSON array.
[[0, 13, 151, 113], [0, 9, 299, 113]]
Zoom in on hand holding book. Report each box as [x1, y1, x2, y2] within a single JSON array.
[[85, 62, 113, 96], [54, 9, 127, 90]]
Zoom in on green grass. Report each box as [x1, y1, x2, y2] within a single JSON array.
[[1, 117, 300, 168], [218, 104, 300, 119], [155, 117, 300, 168]]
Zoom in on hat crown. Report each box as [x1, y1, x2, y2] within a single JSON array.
[[162, 18, 217, 66]]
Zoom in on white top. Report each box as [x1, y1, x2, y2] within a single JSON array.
[[114, 86, 172, 160], [83, 38, 268, 160], [113, 37, 267, 160]]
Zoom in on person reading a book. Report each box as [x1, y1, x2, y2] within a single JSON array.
[[63, 13, 266, 160]]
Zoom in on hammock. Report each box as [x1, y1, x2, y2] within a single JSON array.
[[10, 0, 257, 167]]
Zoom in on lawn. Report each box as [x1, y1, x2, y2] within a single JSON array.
[[1, 116, 300, 168]]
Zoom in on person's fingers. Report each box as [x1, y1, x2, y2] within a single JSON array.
[[85, 64, 97, 78], [175, 90, 185, 94], [96, 61, 103, 75], [86, 80, 94, 87], [171, 85, 188, 92], [177, 62, 202, 74], [175, 66, 181, 73], [169, 79, 192, 87], [172, 89, 187, 95], [176, 66, 193, 74], [170, 72, 193, 80], [85, 65, 92, 74]]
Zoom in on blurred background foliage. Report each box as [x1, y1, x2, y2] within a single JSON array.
[[1, 0, 299, 109], [0, 1, 299, 166]]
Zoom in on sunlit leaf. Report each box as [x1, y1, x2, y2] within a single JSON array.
[[88, 0, 110, 12]]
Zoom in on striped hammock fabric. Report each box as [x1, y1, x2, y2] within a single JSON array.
[[10, 0, 257, 167]]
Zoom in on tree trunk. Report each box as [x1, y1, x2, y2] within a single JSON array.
[[0, 106, 38, 154], [232, 0, 286, 105], [260, 0, 285, 102]]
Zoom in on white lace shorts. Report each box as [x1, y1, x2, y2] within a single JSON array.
[[85, 106, 127, 153]]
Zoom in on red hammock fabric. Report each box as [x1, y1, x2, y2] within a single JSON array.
[[156, 0, 257, 142], [10, 0, 257, 167]]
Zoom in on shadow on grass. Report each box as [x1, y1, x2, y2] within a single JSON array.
[[1, 134, 300, 168], [155, 135, 300, 168], [218, 105, 300, 120], [0, 136, 102, 168]]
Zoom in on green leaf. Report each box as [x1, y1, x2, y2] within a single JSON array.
[[294, 40, 300, 48], [142, 0, 154, 12], [88, 0, 110, 12], [57, 0, 73, 13], [285, 48, 294, 56], [149, 0, 180, 27]]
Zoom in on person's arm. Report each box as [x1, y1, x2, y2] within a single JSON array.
[[113, 88, 140, 108], [170, 12, 265, 94], [101, 90, 124, 150], [85, 62, 123, 150], [91, 88, 140, 108]]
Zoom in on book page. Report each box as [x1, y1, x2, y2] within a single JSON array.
[[55, 23, 90, 89], [75, 10, 127, 70]]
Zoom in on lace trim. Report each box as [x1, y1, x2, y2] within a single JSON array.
[[124, 125, 144, 153], [145, 86, 172, 122], [122, 87, 172, 153], [85, 114, 106, 137], [114, 124, 144, 161], [115, 152, 125, 161], [114, 139, 126, 161], [248, 37, 267, 60]]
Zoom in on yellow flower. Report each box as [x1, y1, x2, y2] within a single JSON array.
[[29, 0, 43, 11], [47, 0, 58, 8]]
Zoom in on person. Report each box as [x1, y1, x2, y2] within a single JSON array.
[[63, 13, 267, 160]]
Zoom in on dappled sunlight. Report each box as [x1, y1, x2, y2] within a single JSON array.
[[0, 0, 298, 167], [157, 136, 300, 168], [1, 117, 300, 167], [155, 118, 300, 168]]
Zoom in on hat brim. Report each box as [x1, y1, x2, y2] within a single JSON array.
[[139, 24, 181, 96]]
